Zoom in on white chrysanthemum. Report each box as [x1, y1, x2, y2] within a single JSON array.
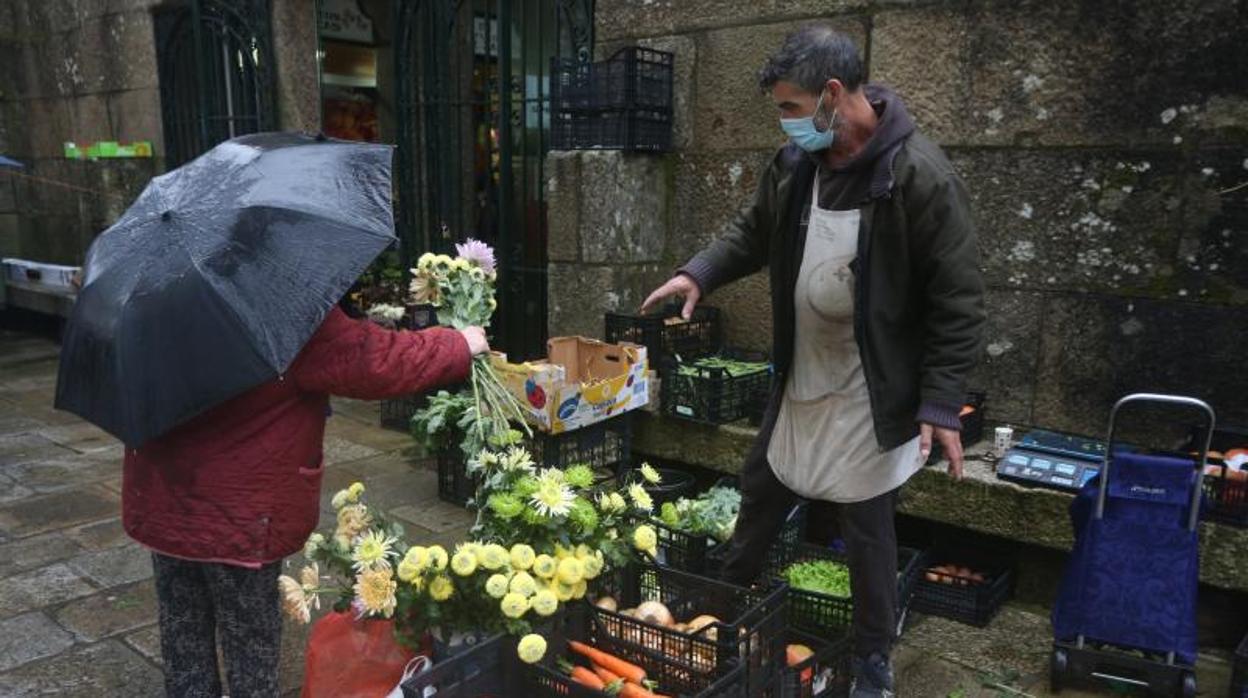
[[530, 479, 575, 517]]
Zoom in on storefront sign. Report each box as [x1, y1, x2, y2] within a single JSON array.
[[319, 0, 374, 44]]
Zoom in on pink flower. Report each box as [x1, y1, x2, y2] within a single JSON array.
[[455, 239, 496, 275]]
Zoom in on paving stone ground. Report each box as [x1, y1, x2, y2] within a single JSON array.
[[0, 327, 1234, 697]]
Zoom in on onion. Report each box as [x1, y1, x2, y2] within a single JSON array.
[[595, 596, 618, 612], [635, 601, 675, 627]]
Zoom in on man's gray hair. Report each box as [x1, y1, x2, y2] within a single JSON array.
[[758, 25, 864, 94]]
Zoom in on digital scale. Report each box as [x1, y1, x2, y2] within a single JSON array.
[[995, 429, 1111, 492]]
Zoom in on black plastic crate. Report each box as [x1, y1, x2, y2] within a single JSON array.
[[400, 633, 509, 697], [530, 415, 632, 478], [551, 107, 673, 152], [1204, 473, 1248, 527], [926, 391, 987, 464], [436, 446, 477, 507], [381, 394, 426, 431], [767, 543, 924, 639], [1187, 424, 1248, 527], [772, 629, 851, 698], [590, 562, 788, 696], [525, 603, 748, 697], [604, 304, 722, 366], [551, 46, 674, 113], [706, 501, 809, 577], [1232, 632, 1247, 698], [911, 550, 1013, 628], [660, 351, 772, 426]]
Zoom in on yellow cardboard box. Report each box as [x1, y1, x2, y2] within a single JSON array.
[[490, 336, 649, 434]]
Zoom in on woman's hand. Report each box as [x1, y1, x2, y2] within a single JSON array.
[[459, 326, 489, 356]]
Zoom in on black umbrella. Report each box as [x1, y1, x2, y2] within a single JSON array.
[[55, 132, 397, 446]]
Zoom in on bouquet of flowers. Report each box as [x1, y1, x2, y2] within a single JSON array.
[[409, 240, 531, 444], [281, 443, 661, 667]]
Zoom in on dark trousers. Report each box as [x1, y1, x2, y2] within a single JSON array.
[[722, 446, 900, 658], [152, 553, 283, 698]]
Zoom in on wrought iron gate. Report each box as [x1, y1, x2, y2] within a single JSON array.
[[395, 0, 593, 360], [154, 0, 277, 168]]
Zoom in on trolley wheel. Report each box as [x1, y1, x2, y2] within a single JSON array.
[[1050, 648, 1068, 693], [1178, 671, 1196, 698]]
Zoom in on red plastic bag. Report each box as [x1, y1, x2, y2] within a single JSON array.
[[300, 611, 427, 698]]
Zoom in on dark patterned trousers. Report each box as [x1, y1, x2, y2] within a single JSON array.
[[151, 553, 283, 698]]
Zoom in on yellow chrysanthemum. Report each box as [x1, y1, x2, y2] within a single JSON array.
[[532, 554, 557, 579], [509, 544, 536, 570], [517, 634, 547, 664], [331, 489, 351, 510], [404, 546, 429, 571], [429, 575, 454, 601], [582, 553, 604, 580], [574, 544, 592, 560], [628, 483, 654, 512], [634, 525, 658, 552], [500, 592, 529, 619], [451, 549, 478, 577], [530, 589, 559, 617], [479, 544, 509, 571], [554, 580, 575, 602], [397, 558, 421, 583], [573, 580, 587, 600], [509, 571, 538, 597], [354, 567, 397, 618], [427, 546, 449, 571], [556, 557, 584, 585], [347, 481, 365, 501], [485, 573, 511, 599]]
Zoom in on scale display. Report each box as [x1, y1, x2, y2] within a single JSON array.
[[995, 429, 1108, 492]]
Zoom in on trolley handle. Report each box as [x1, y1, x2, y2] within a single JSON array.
[[1096, 393, 1215, 531]]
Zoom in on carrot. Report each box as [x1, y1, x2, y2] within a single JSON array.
[[618, 682, 669, 698], [570, 666, 606, 690], [558, 658, 607, 690], [569, 641, 647, 684], [593, 664, 622, 685]]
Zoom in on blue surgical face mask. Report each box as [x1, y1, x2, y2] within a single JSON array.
[[780, 89, 836, 152]]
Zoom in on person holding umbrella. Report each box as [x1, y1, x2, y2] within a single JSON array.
[[55, 133, 484, 697]]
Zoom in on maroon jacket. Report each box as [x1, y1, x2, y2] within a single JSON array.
[[122, 307, 471, 567]]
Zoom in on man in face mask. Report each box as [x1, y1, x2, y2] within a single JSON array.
[[642, 25, 985, 697]]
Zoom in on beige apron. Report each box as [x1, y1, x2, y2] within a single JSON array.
[[767, 172, 924, 503]]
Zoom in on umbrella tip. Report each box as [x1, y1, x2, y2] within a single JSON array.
[[161, 210, 172, 221]]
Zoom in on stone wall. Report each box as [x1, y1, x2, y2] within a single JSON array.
[[0, 0, 320, 267], [547, 0, 1248, 436]]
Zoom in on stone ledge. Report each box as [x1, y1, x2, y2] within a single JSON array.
[[632, 412, 1248, 593]]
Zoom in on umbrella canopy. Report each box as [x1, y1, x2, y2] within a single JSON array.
[[55, 132, 397, 446]]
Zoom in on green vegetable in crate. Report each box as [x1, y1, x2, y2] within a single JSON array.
[[785, 559, 851, 597], [674, 355, 769, 378], [657, 486, 741, 543]]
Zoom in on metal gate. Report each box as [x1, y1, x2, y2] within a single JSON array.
[[154, 0, 277, 168], [395, 0, 593, 360]]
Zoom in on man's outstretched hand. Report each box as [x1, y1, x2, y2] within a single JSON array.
[[641, 274, 701, 319]]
